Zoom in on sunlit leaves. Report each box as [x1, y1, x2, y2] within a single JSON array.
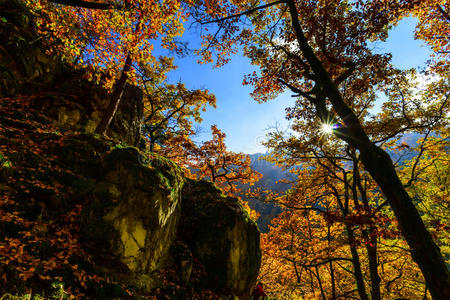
[[186, 125, 262, 219], [188, 125, 262, 193], [400, 135, 450, 263], [25, 0, 188, 89]]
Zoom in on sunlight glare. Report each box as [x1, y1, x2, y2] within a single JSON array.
[[321, 123, 334, 134]]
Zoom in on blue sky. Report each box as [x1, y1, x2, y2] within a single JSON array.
[[164, 17, 433, 154]]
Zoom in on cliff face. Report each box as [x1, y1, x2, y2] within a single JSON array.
[[0, 1, 260, 298]]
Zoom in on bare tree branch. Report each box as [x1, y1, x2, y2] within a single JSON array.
[[200, 0, 286, 25]]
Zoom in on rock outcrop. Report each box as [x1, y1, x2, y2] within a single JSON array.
[[179, 179, 261, 299], [33, 83, 144, 146], [0, 96, 261, 297], [80, 147, 184, 291]]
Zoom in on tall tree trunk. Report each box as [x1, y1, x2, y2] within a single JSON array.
[[346, 225, 370, 300], [285, 1, 450, 298], [328, 225, 336, 300], [357, 169, 382, 300], [358, 142, 449, 300], [329, 260, 336, 300], [364, 230, 382, 300], [95, 53, 132, 135]]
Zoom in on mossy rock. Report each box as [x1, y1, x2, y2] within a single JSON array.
[[80, 147, 185, 291], [178, 179, 261, 299]]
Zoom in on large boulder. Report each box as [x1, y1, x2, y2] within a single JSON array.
[[80, 147, 184, 291], [178, 179, 261, 299]]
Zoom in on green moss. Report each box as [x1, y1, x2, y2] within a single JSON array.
[[103, 148, 185, 198], [0, 152, 12, 169], [0, 152, 13, 180], [112, 143, 127, 149]]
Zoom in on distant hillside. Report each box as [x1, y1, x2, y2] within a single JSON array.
[[244, 154, 295, 232], [246, 135, 423, 232]]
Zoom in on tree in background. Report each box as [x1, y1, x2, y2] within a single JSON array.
[[256, 67, 449, 298], [258, 137, 432, 299], [399, 134, 450, 267], [187, 125, 262, 219], [188, 125, 262, 193], [136, 59, 216, 154], [191, 0, 449, 297]]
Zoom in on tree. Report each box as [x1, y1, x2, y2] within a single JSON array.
[[263, 142, 372, 299], [136, 60, 216, 153], [258, 140, 429, 299], [188, 125, 262, 197], [26, 0, 190, 134], [185, 125, 262, 220], [400, 135, 450, 266], [192, 0, 450, 297], [261, 210, 352, 300]]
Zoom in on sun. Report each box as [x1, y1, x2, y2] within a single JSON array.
[[321, 123, 334, 134]]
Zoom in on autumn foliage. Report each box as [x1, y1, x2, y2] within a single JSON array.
[[25, 0, 188, 88], [185, 125, 262, 220], [191, 0, 449, 298], [1, 0, 450, 299], [0, 96, 127, 298]]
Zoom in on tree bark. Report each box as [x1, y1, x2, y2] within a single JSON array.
[[95, 53, 132, 135], [285, 1, 450, 298], [328, 225, 336, 300], [346, 225, 370, 300], [356, 167, 382, 300], [359, 146, 449, 299], [365, 231, 382, 300], [329, 260, 336, 300], [95, 14, 141, 136]]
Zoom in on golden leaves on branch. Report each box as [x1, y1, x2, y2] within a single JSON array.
[[26, 0, 188, 89]]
